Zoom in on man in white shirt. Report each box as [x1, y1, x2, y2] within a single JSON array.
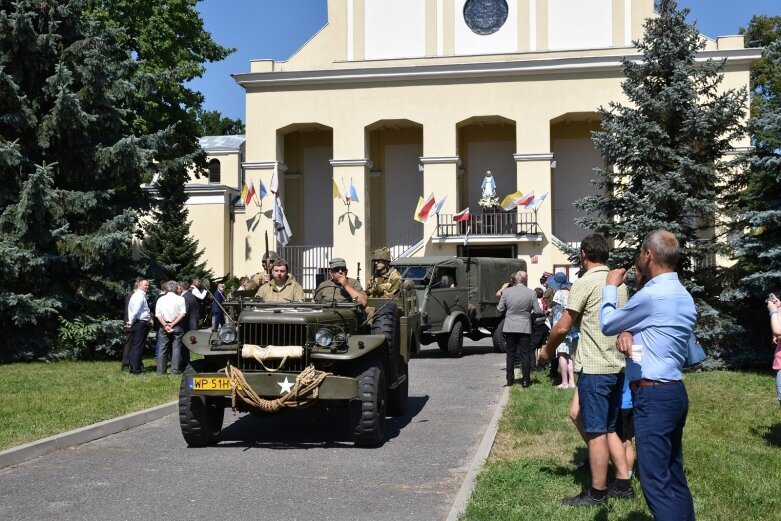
[[155, 281, 187, 375], [125, 278, 152, 375]]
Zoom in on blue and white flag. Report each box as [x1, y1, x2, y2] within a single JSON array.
[[273, 196, 292, 246], [349, 179, 360, 203]]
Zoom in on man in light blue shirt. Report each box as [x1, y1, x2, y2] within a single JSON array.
[[600, 230, 696, 521]]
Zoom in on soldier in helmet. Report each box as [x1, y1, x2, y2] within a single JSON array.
[[251, 251, 280, 288], [366, 247, 402, 298]]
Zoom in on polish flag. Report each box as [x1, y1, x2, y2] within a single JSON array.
[[453, 207, 470, 222], [417, 192, 436, 223], [245, 180, 256, 205], [515, 192, 535, 207]]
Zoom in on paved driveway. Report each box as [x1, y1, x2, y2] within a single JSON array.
[[0, 339, 505, 521]]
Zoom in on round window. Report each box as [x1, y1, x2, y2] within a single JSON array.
[[463, 0, 509, 36]]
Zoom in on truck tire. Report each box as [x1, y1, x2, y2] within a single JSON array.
[[492, 319, 507, 353], [447, 320, 464, 358], [349, 360, 386, 447], [370, 301, 400, 382], [386, 361, 408, 417], [179, 362, 225, 447]]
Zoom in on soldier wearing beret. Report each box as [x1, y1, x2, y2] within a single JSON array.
[[314, 258, 367, 306], [366, 247, 402, 298]]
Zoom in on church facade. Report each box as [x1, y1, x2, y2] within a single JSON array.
[[184, 0, 756, 291]]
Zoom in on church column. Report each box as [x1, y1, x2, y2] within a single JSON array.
[[420, 120, 459, 255], [330, 159, 372, 275], [515, 120, 553, 281]]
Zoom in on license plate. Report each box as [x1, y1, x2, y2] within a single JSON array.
[[189, 376, 234, 391]]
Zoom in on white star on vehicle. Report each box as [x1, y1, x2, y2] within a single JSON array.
[[278, 377, 294, 394]]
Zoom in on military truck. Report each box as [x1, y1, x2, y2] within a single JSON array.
[[178, 282, 420, 448], [390, 256, 527, 356]]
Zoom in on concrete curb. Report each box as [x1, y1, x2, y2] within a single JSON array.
[[446, 385, 510, 521], [0, 401, 177, 470]]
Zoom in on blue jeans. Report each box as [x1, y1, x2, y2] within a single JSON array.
[[578, 372, 623, 434], [633, 382, 695, 521]]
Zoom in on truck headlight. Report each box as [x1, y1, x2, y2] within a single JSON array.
[[218, 325, 237, 344], [315, 328, 333, 347]]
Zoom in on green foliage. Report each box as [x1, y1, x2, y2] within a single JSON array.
[[741, 15, 781, 118], [91, 0, 232, 284], [196, 109, 245, 136], [722, 39, 781, 349], [55, 315, 126, 360], [577, 0, 746, 347], [0, 0, 155, 360]]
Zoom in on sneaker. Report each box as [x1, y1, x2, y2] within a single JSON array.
[[561, 488, 607, 507], [608, 483, 636, 500]]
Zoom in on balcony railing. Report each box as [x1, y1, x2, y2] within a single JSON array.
[[277, 245, 333, 296], [436, 211, 539, 238]]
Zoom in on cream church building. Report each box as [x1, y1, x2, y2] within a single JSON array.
[[183, 0, 757, 292]]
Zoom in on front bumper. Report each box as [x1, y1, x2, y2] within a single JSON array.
[[185, 372, 359, 400]]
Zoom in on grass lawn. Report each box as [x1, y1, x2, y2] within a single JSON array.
[[463, 371, 781, 521], [0, 358, 181, 451]]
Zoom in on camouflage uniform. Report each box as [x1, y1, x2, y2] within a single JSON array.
[[367, 247, 402, 298]]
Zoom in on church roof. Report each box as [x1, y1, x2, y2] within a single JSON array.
[[199, 135, 245, 152]]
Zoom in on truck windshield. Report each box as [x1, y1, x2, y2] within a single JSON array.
[[397, 266, 434, 288]]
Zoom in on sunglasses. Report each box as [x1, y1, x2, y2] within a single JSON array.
[[330, 267, 346, 273]]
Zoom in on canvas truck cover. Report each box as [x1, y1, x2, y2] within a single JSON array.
[[461, 258, 527, 315], [392, 256, 527, 315]]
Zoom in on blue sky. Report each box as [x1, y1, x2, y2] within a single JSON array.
[[191, 0, 781, 122]]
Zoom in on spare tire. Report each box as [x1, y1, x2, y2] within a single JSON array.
[[371, 300, 400, 382]]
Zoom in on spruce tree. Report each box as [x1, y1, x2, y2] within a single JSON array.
[[576, 0, 747, 346], [722, 41, 781, 348], [0, 0, 155, 359]]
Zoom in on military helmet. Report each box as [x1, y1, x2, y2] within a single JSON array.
[[262, 251, 280, 262], [371, 247, 392, 262]]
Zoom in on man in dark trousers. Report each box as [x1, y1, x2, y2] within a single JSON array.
[[121, 280, 139, 372], [178, 280, 199, 373], [124, 278, 152, 374], [497, 271, 541, 388], [601, 230, 696, 520]]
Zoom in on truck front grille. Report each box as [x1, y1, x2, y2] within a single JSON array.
[[240, 323, 308, 347], [241, 358, 308, 373], [239, 323, 309, 372]]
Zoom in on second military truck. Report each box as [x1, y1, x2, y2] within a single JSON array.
[[391, 256, 527, 357]]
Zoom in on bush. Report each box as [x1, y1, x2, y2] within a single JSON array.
[[55, 315, 126, 360]]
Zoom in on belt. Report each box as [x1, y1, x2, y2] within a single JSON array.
[[630, 379, 682, 390]]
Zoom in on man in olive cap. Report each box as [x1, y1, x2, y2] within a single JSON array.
[[366, 247, 402, 298], [314, 258, 367, 306]]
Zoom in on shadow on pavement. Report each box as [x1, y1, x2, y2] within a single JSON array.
[[413, 343, 496, 359], [211, 395, 430, 450]]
